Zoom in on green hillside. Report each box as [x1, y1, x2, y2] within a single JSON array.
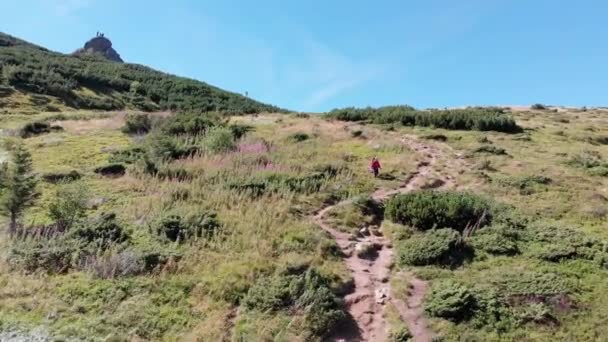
[[0, 32, 282, 114]]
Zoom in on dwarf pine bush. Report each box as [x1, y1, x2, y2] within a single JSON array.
[[385, 191, 492, 231], [326, 106, 521, 133]]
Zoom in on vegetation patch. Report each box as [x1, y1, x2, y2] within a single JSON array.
[[122, 113, 152, 134], [94, 163, 126, 176], [243, 267, 345, 337], [474, 145, 507, 155], [154, 212, 220, 243], [425, 280, 476, 322], [386, 191, 492, 232], [289, 132, 310, 142], [398, 229, 471, 266], [19, 121, 51, 138], [326, 106, 521, 133], [41, 170, 81, 183]]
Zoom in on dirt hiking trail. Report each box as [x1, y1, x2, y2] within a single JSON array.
[[314, 135, 464, 342]]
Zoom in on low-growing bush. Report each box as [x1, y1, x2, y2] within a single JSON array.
[[474, 145, 507, 155], [201, 126, 236, 153], [48, 182, 89, 231], [122, 113, 152, 134], [351, 130, 364, 138], [468, 225, 520, 256], [160, 112, 220, 136], [422, 134, 448, 142], [389, 327, 412, 342], [525, 223, 607, 264], [109, 146, 147, 164], [386, 191, 492, 231], [497, 175, 552, 194], [289, 132, 310, 142], [326, 106, 521, 133], [243, 267, 344, 336], [69, 213, 130, 250], [425, 280, 476, 322], [155, 212, 220, 242], [8, 236, 78, 273], [94, 163, 126, 176], [20, 121, 50, 138], [398, 229, 471, 266], [41, 170, 81, 183]]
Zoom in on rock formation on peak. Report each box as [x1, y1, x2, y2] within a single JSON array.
[[73, 33, 123, 62]]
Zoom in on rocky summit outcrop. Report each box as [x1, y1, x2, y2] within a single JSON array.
[[73, 33, 123, 62]]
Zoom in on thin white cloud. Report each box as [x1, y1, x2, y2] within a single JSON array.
[[285, 38, 386, 110], [43, 0, 94, 16]]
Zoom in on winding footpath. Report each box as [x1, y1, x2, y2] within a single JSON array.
[[313, 136, 459, 342]]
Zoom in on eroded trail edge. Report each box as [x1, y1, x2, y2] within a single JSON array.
[[314, 136, 457, 342]]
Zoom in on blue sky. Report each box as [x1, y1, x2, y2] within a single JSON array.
[[2, 0, 607, 112]]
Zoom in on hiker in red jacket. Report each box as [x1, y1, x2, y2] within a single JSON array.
[[370, 157, 381, 178]]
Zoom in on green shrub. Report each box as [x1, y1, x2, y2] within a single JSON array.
[[589, 166, 608, 177], [491, 271, 572, 297], [468, 225, 520, 256], [145, 134, 198, 160], [326, 106, 521, 133], [525, 223, 607, 263], [422, 134, 448, 142], [122, 113, 152, 134], [69, 213, 130, 250], [474, 145, 507, 155], [496, 175, 552, 195], [108, 146, 146, 164], [243, 267, 344, 336], [41, 170, 81, 183], [160, 112, 220, 136], [201, 126, 236, 153], [289, 132, 310, 142], [425, 280, 476, 322], [386, 191, 492, 231], [389, 327, 412, 342], [351, 130, 363, 138], [20, 121, 50, 137], [155, 212, 219, 242], [8, 236, 78, 273], [398, 229, 470, 266], [48, 182, 89, 231], [94, 163, 126, 176]]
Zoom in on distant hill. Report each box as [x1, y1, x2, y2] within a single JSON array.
[[0, 32, 283, 113]]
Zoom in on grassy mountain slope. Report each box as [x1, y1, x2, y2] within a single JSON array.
[[0, 32, 283, 114]]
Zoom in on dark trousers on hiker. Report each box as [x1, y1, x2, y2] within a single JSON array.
[[373, 168, 379, 178]]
